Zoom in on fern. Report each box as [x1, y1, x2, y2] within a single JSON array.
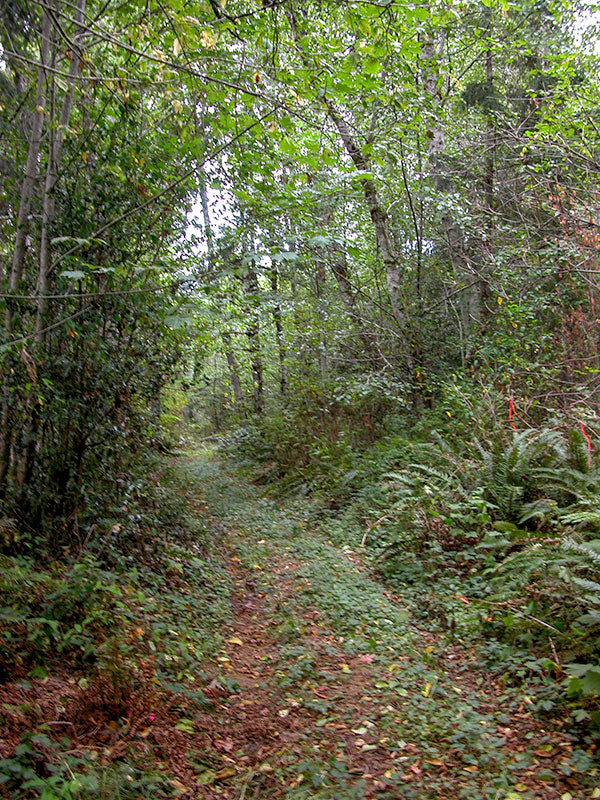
[[561, 511, 600, 528], [561, 537, 600, 566], [568, 427, 592, 474], [519, 498, 557, 526]]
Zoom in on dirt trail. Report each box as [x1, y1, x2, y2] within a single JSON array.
[[182, 455, 594, 800], [194, 552, 400, 798]]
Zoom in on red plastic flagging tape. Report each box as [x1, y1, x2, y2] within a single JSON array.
[[508, 398, 517, 432], [580, 421, 592, 467]]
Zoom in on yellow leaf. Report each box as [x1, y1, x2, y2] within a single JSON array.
[[36, 105, 45, 114], [497, 296, 503, 305], [169, 778, 188, 794], [422, 682, 432, 697], [81, 151, 88, 164], [201, 29, 218, 49], [219, 0, 227, 6], [216, 767, 236, 779], [340, 663, 351, 673], [228, 636, 243, 645], [173, 37, 182, 56]]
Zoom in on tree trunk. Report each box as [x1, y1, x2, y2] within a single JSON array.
[[270, 266, 288, 397], [6, 9, 52, 329], [0, 9, 52, 495], [222, 331, 244, 411], [36, 0, 86, 342], [244, 266, 264, 416], [325, 100, 408, 333], [314, 255, 329, 379]]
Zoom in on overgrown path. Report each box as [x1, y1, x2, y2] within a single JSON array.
[[181, 452, 592, 800]]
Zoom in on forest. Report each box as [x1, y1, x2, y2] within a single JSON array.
[[1, 0, 600, 797]]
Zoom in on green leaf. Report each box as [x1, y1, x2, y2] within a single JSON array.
[[59, 270, 86, 280]]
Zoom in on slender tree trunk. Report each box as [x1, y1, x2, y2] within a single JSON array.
[[325, 100, 408, 333], [197, 161, 244, 415], [243, 266, 264, 416], [327, 241, 377, 358], [6, 10, 52, 325], [422, 29, 480, 355], [222, 331, 244, 411], [314, 256, 329, 379], [0, 9, 52, 495], [481, 39, 495, 314], [36, 0, 86, 342], [270, 266, 288, 397]]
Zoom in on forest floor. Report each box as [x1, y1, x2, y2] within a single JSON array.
[[1, 448, 597, 799], [170, 451, 596, 800]]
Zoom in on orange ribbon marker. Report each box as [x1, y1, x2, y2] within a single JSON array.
[[580, 421, 592, 467], [508, 398, 517, 432]]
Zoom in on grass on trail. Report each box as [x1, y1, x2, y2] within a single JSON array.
[[176, 450, 596, 800]]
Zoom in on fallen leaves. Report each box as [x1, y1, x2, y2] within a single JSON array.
[[357, 653, 375, 664], [534, 746, 558, 758]]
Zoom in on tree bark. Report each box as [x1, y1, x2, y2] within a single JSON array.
[[36, 0, 86, 342], [270, 266, 288, 397], [6, 8, 52, 331], [0, 9, 52, 495], [325, 100, 407, 332], [244, 266, 264, 416], [222, 331, 244, 411]]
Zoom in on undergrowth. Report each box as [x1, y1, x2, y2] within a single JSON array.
[[221, 410, 600, 735], [0, 451, 230, 799]]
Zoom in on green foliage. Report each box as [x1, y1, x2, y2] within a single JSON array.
[[0, 733, 171, 799]]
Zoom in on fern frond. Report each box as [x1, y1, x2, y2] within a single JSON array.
[[561, 511, 600, 528], [561, 537, 600, 565], [567, 575, 600, 594]]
